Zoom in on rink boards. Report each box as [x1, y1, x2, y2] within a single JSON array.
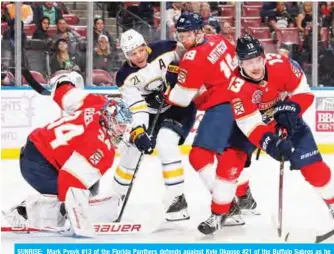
[[1, 87, 334, 159]]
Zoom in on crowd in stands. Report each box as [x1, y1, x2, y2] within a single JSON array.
[[1, 1, 334, 87]]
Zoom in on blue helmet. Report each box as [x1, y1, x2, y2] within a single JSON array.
[[175, 12, 204, 33]]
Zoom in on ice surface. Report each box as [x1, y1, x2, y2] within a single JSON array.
[[2, 154, 334, 252]]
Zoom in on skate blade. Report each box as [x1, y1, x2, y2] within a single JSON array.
[[224, 215, 245, 227], [165, 209, 190, 222], [241, 209, 261, 216]]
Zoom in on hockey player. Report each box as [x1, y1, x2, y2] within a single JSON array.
[[165, 12, 257, 234], [112, 29, 197, 221], [2, 71, 133, 237], [207, 34, 334, 234]]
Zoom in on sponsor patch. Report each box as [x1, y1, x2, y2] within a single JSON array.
[[89, 149, 104, 165], [233, 100, 245, 115], [177, 69, 187, 84], [167, 64, 179, 74]]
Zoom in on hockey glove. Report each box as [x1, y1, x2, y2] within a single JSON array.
[[130, 126, 155, 154], [273, 101, 301, 136], [260, 132, 294, 161]]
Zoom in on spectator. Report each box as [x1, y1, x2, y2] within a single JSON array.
[[138, 2, 154, 26], [93, 35, 113, 74], [32, 16, 50, 40], [166, 2, 182, 40], [1, 69, 15, 86], [37, 2, 62, 25], [3, 2, 34, 24], [203, 17, 221, 35], [221, 21, 235, 46], [2, 19, 27, 49], [93, 17, 113, 48], [200, 2, 212, 23], [2, 19, 28, 69], [319, 47, 334, 86], [260, 2, 277, 24], [278, 43, 302, 69], [286, 2, 300, 19], [49, 38, 84, 74], [53, 18, 84, 54], [183, 2, 200, 13], [268, 2, 295, 31], [296, 2, 312, 33]]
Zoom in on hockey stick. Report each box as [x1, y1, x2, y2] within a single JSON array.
[[114, 98, 165, 223], [277, 129, 287, 238], [1, 222, 144, 235]]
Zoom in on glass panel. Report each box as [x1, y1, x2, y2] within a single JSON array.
[[318, 1, 334, 87], [1, 2, 18, 87], [213, 2, 236, 44], [46, 2, 87, 86]]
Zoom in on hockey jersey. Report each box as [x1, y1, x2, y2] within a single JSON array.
[[168, 34, 238, 110], [29, 84, 116, 201], [116, 40, 179, 129], [229, 53, 314, 148]]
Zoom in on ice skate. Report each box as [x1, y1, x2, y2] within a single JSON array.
[[165, 194, 190, 222], [198, 213, 226, 235], [237, 188, 260, 215], [198, 200, 245, 235], [224, 199, 245, 226], [2, 201, 28, 228]]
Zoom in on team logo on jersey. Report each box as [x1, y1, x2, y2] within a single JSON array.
[[259, 80, 267, 87], [251, 90, 263, 104], [89, 149, 104, 165], [177, 69, 187, 84], [232, 99, 245, 115], [144, 78, 164, 92]]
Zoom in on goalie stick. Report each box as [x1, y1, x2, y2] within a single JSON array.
[[1, 222, 144, 235]]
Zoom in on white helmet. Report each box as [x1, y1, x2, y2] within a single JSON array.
[[49, 71, 85, 97], [120, 29, 146, 59]]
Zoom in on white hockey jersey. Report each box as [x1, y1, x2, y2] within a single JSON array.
[[116, 40, 179, 129]]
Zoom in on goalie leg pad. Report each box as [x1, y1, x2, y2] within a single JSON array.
[[26, 194, 65, 228], [88, 193, 121, 222], [65, 187, 95, 238]]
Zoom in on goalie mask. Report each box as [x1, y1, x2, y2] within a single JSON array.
[[100, 98, 133, 146]]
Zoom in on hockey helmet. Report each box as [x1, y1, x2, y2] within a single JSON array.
[[175, 12, 204, 33], [236, 34, 264, 61], [120, 29, 146, 59], [100, 98, 133, 146]]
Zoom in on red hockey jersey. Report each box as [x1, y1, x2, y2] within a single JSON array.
[[29, 84, 115, 201], [168, 34, 238, 110], [229, 54, 314, 147]]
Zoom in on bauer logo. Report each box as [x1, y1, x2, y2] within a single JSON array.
[[315, 97, 334, 132]]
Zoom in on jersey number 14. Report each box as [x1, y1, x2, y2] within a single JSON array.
[[47, 111, 84, 149]]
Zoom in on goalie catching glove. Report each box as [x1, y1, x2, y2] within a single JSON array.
[[130, 126, 155, 154]]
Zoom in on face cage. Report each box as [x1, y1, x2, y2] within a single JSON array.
[[101, 109, 132, 147]]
